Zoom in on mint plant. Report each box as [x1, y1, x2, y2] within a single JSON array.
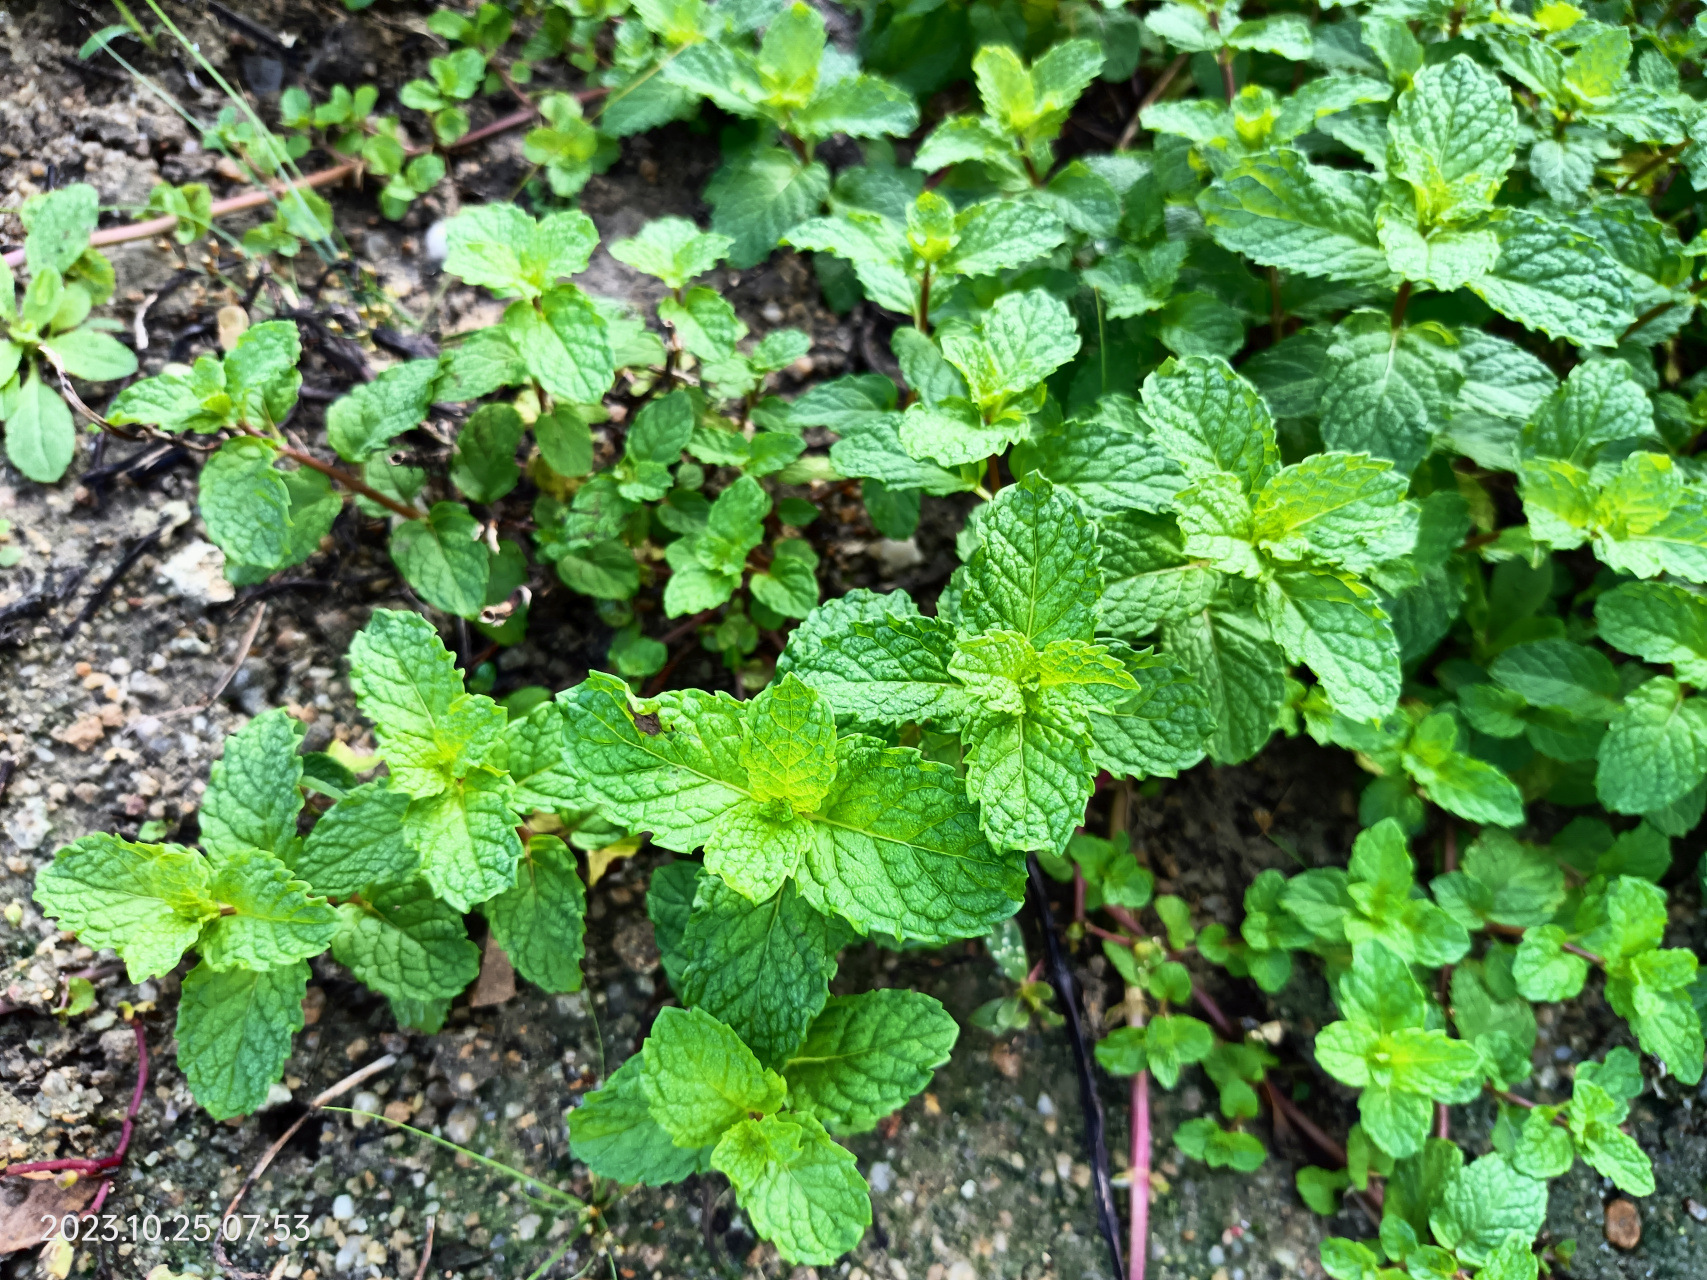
[[0, 185, 137, 481], [34, 609, 590, 1116], [26, 0, 1707, 1272]]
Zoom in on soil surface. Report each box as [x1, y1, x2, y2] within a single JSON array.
[[2, 4, 1706, 1280]]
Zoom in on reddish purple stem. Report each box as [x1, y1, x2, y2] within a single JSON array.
[[4, 1018, 148, 1178], [1129, 1039, 1151, 1280]]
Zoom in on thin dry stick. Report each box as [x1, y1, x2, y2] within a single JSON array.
[[212, 1054, 399, 1276], [153, 600, 268, 721], [1115, 54, 1187, 151], [0, 106, 544, 269], [412, 1216, 436, 1280]]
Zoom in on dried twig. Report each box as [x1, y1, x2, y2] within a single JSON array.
[[212, 1054, 398, 1277]]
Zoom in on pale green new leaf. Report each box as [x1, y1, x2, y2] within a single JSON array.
[[711, 1112, 870, 1266], [33, 836, 218, 981], [641, 1004, 787, 1148], [197, 850, 337, 971], [402, 772, 523, 911]]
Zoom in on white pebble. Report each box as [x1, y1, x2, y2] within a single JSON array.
[[331, 1194, 355, 1222], [959, 1179, 976, 1200], [1036, 1093, 1056, 1117], [423, 220, 449, 262], [868, 1162, 893, 1193], [515, 1214, 542, 1242]]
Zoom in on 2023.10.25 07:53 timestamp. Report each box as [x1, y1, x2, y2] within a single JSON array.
[[41, 1213, 313, 1245]]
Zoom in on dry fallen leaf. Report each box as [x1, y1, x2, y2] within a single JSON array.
[[0, 1174, 99, 1255]]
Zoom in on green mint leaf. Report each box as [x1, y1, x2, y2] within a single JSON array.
[[483, 834, 587, 994], [705, 149, 830, 270], [197, 850, 337, 971], [804, 736, 1023, 942], [782, 988, 957, 1134], [659, 286, 747, 363], [562, 673, 750, 851], [741, 674, 838, 810], [1098, 512, 1218, 636], [1199, 149, 1394, 287], [646, 859, 702, 991], [1259, 567, 1401, 720], [1470, 208, 1634, 348], [1513, 925, 1590, 1002], [1173, 1117, 1267, 1172], [938, 289, 1080, 418], [435, 327, 528, 402], [293, 779, 418, 897], [960, 474, 1100, 646], [348, 609, 506, 797], [503, 287, 614, 403], [569, 1055, 712, 1185], [175, 958, 308, 1121], [391, 501, 492, 619], [1085, 645, 1213, 780], [609, 216, 733, 290], [1027, 408, 1187, 519], [1251, 452, 1416, 575], [1139, 356, 1277, 492], [1568, 1080, 1654, 1195], [750, 540, 822, 619], [34, 836, 217, 981], [642, 1004, 787, 1148], [1318, 312, 1463, 477], [331, 877, 480, 1001], [783, 614, 966, 727], [450, 403, 524, 503], [711, 1112, 870, 1265], [442, 205, 597, 300], [680, 876, 841, 1068], [1596, 581, 1707, 685], [1489, 638, 1619, 718], [1402, 713, 1526, 829], [1174, 472, 1260, 578], [1523, 359, 1653, 465], [1597, 676, 1707, 814], [1161, 598, 1288, 765], [200, 708, 304, 863], [402, 771, 523, 912], [1388, 55, 1518, 224], [199, 438, 293, 571], [1510, 1105, 1574, 1179], [1428, 1154, 1547, 1267], [325, 359, 438, 461], [1434, 830, 1564, 928]]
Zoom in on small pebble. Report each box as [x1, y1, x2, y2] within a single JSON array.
[[1208, 1245, 1226, 1266], [868, 1162, 893, 1194], [1036, 1093, 1055, 1117], [332, 1194, 355, 1222], [1605, 1198, 1641, 1249], [1686, 1198, 1707, 1222], [959, 1179, 976, 1200]]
